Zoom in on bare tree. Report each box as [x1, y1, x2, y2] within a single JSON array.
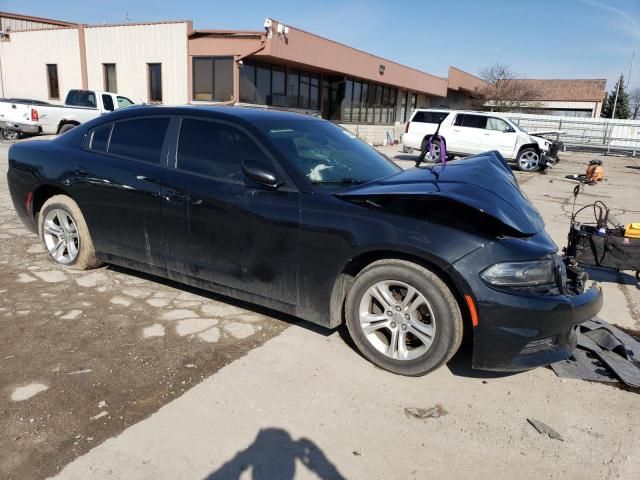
[[630, 88, 640, 120], [478, 64, 541, 112]]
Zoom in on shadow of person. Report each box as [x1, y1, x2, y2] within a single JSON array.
[[206, 428, 346, 480]]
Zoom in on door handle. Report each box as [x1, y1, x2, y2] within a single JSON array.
[[164, 190, 188, 203]]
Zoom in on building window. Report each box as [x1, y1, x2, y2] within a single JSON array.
[[192, 57, 233, 102], [103, 64, 117, 93], [240, 61, 320, 110], [46, 64, 59, 99], [400, 91, 408, 122], [148, 63, 162, 103]]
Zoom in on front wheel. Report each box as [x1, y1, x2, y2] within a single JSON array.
[[38, 195, 102, 270], [345, 259, 463, 376], [517, 148, 541, 172]]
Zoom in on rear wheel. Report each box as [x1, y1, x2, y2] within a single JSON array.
[[58, 124, 76, 134], [38, 195, 101, 270], [517, 148, 541, 171], [345, 259, 463, 376], [420, 138, 442, 163], [1, 128, 19, 141]]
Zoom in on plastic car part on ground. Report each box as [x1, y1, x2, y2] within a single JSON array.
[[550, 317, 640, 388]]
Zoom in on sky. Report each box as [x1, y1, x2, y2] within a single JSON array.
[[2, 0, 639, 91]]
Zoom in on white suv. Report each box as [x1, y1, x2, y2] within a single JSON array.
[[402, 109, 552, 171]]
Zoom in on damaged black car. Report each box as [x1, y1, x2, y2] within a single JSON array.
[[7, 106, 603, 376]]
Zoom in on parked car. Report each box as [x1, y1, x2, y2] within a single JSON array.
[[0, 98, 53, 140], [7, 106, 602, 376], [402, 109, 555, 172], [0, 89, 135, 137]]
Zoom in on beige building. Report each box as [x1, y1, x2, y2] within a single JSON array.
[[0, 11, 607, 144]]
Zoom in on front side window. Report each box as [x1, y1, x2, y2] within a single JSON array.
[[117, 96, 134, 108], [103, 64, 117, 93], [46, 64, 59, 99], [108, 118, 169, 163], [102, 94, 115, 112], [486, 117, 511, 131], [177, 119, 269, 182], [258, 119, 400, 191]]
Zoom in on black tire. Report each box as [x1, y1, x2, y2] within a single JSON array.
[[38, 195, 102, 270], [420, 137, 442, 163], [516, 147, 541, 172], [58, 124, 76, 134], [345, 259, 463, 376], [1, 128, 20, 141]]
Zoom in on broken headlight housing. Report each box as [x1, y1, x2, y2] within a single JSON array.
[[481, 256, 566, 294]]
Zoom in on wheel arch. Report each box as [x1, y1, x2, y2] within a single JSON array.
[[329, 250, 473, 335], [31, 184, 72, 219], [516, 143, 540, 157], [57, 120, 80, 134]]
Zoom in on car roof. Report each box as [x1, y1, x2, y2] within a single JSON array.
[[106, 104, 319, 123], [412, 108, 508, 118]]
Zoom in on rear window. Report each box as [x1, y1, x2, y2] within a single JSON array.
[[65, 90, 97, 108], [411, 111, 449, 124], [108, 118, 169, 163]]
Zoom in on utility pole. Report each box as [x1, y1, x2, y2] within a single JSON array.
[[611, 77, 621, 120]]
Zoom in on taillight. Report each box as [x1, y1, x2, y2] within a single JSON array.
[[404, 121, 410, 133], [31, 108, 39, 121]]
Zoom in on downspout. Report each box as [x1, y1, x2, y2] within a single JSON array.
[[215, 32, 268, 106]]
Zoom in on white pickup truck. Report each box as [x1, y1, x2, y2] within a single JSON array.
[[0, 90, 135, 137], [402, 109, 555, 172]]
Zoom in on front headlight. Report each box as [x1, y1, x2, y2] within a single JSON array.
[[481, 259, 556, 287]]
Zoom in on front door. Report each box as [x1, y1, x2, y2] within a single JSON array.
[[482, 117, 518, 158], [161, 117, 301, 305]]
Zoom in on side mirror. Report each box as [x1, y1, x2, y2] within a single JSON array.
[[242, 159, 283, 188], [504, 127, 515, 133]]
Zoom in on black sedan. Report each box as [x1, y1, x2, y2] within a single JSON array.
[[7, 106, 602, 376]]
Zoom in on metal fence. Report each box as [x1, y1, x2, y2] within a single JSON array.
[[506, 113, 640, 155]]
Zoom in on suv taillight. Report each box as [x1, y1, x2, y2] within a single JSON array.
[[404, 121, 410, 133], [31, 108, 39, 121]]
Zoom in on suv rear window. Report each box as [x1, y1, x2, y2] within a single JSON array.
[[108, 118, 169, 163], [411, 111, 449, 124]]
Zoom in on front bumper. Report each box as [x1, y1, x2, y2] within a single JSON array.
[[471, 284, 603, 371], [0, 120, 39, 134]]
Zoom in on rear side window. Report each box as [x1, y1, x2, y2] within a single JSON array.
[[86, 123, 112, 152], [411, 111, 449, 124], [177, 119, 269, 181], [102, 94, 115, 111], [454, 114, 487, 129], [108, 118, 169, 163], [66, 90, 97, 108]]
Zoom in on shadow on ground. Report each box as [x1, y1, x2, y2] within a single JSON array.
[[205, 428, 345, 480]]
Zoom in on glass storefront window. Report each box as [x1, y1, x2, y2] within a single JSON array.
[[352, 81, 362, 123], [193, 56, 233, 102], [239, 63, 256, 103], [272, 65, 286, 107], [288, 70, 299, 108], [256, 64, 271, 105], [310, 75, 320, 110], [300, 73, 310, 109]]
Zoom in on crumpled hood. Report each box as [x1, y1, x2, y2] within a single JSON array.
[[336, 151, 545, 235]]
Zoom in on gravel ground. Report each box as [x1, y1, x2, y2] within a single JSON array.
[[1, 138, 639, 479]]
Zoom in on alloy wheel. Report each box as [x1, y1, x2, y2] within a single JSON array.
[[42, 209, 80, 264], [518, 151, 540, 171], [358, 280, 436, 361]]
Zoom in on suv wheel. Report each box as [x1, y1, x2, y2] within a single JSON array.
[[345, 259, 463, 376], [420, 137, 442, 163], [517, 148, 541, 171], [38, 195, 102, 270]]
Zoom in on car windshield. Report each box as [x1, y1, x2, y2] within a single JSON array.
[[257, 120, 400, 191], [508, 119, 527, 133]]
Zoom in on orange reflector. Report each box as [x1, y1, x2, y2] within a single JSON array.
[[464, 294, 479, 327], [25, 191, 33, 212]]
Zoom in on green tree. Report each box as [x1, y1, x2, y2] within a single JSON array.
[[601, 74, 630, 119]]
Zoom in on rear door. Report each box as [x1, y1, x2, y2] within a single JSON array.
[[160, 116, 301, 305], [451, 113, 487, 154], [74, 116, 171, 266], [481, 117, 518, 158]]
